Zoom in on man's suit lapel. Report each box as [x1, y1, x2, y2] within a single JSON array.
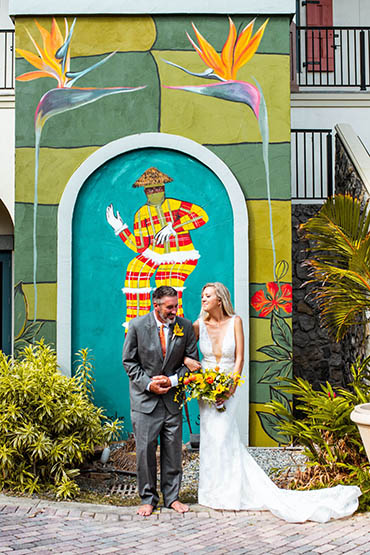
[[163, 319, 176, 367], [146, 312, 163, 361]]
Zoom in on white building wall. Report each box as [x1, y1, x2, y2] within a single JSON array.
[[334, 0, 370, 26], [291, 94, 370, 152], [0, 0, 13, 27]]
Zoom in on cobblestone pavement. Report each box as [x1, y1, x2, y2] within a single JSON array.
[[0, 494, 370, 554]]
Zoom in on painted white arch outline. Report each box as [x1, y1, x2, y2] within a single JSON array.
[[57, 132, 249, 442]]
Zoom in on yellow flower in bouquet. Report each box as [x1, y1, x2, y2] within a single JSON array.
[[179, 366, 243, 411]]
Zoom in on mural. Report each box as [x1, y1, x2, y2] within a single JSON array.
[[14, 13, 292, 445], [15, 18, 145, 322], [106, 166, 208, 324], [162, 17, 293, 443], [72, 147, 233, 439]]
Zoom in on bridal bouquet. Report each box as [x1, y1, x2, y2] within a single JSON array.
[[179, 367, 243, 411]]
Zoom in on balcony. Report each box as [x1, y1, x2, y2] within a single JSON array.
[[0, 29, 14, 91], [291, 129, 334, 203], [292, 26, 370, 90]]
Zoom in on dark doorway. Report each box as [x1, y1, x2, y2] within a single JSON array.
[[0, 251, 11, 355]]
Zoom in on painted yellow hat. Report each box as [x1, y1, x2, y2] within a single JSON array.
[[133, 167, 173, 188]]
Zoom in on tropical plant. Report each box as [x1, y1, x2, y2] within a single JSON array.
[[267, 357, 370, 510], [0, 341, 122, 499], [300, 193, 370, 341]]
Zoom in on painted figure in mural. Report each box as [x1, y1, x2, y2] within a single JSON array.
[[122, 285, 198, 516], [184, 283, 361, 523], [106, 167, 208, 325]]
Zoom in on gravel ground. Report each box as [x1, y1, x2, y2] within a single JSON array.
[[181, 446, 308, 491], [78, 445, 308, 499]]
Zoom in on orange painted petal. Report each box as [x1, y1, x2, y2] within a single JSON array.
[[280, 283, 292, 301], [251, 289, 268, 311], [34, 20, 51, 52], [191, 23, 226, 77], [233, 19, 254, 67], [221, 18, 237, 80], [186, 32, 211, 65], [259, 304, 275, 318], [16, 48, 44, 70], [50, 18, 64, 54], [16, 70, 56, 82], [34, 19, 62, 75], [234, 19, 268, 75], [280, 302, 292, 314], [266, 282, 279, 298]]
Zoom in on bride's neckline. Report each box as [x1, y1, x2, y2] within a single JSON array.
[[203, 316, 234, 364]]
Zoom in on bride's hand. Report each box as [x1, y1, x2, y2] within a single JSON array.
[[184, 357, 201, 373], [224, 384, 237, 399]]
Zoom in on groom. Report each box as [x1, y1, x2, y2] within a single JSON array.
[[122, 285, 198, 516]]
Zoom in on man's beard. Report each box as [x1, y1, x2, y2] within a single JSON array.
[[159, 310, 176, 324]]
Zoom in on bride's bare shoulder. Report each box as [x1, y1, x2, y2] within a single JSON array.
[[192, 319, 200, 337]]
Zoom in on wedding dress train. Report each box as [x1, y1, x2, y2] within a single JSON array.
[[197, 316, 361, 523]]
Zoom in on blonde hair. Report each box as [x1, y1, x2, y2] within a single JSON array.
[[200, 282, 235, 320]]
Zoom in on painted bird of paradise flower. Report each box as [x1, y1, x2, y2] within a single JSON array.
[[163, 18, 276, 274], [16, 18, 145, 320]]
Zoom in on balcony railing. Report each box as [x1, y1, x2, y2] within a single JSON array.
[[0, 30, 14, 91], [291, 129, 334, 202], [295, 26, 370, 90]]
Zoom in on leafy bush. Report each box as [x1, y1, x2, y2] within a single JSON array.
[[267, 357, 370, 510], [0, 341, 122, 499]]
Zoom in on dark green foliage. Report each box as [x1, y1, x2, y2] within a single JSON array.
[[267, 357, 370, 510], [0, 342, 122, 499]]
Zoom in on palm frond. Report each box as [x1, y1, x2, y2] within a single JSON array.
[[301, 194, 370, 340]]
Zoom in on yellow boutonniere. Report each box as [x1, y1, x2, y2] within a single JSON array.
[[172, 322, 184, 338]]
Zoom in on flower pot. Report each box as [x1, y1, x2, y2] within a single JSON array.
[[350, 403, 370, 463]]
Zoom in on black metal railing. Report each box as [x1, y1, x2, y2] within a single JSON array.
[[0, 30, 15, 90], [291, 129, 334, 201], [295, 26, 370, 89]]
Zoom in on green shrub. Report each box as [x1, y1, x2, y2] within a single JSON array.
[[267, 357, 370, 510], [0, 341, 122, 499]]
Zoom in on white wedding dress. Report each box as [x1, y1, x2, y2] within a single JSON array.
[[197, 316, 362, 523]]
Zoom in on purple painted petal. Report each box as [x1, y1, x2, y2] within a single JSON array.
[[34, 85, 146, 130], [165, 80, 260, 119]]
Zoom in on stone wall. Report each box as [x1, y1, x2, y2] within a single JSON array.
[[335, 134, 367, 201], [292, 133, 367, 388]]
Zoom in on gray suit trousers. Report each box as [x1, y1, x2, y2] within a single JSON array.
[[131, 398, 183, 507]]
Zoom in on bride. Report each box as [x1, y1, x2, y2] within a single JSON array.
[[184, 282, 361, 523]]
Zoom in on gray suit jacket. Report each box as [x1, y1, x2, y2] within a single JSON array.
[[122, 312, 198, 415]]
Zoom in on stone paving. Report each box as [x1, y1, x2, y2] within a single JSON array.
[[0, 494, 370, 554]]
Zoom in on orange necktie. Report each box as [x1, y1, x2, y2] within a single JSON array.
[[159, 324, 166, 358]]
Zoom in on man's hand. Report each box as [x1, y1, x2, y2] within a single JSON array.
[[149, 375, 171, 394], [106, 204, 126, 235], [154, 223, 177, 245]]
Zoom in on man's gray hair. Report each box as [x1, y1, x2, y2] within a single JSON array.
[[152, 286, 178, 304]]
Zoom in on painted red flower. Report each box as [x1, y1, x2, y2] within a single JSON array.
[[251, 282, 292, 317]]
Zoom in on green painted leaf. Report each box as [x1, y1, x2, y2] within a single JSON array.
[[270, 387, 292, 412], [22, 321, 44, 342], [257, 411, 291, 444], [14, 281, 28, 339], [258, 344, 290, 361], [271, 312, 292, 352], [258, 360, 293, 383]]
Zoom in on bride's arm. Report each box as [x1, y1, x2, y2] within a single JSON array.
[[184, 320, 201, 372], [233, 316, 244, 378], [225, 316, 244, 398]]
